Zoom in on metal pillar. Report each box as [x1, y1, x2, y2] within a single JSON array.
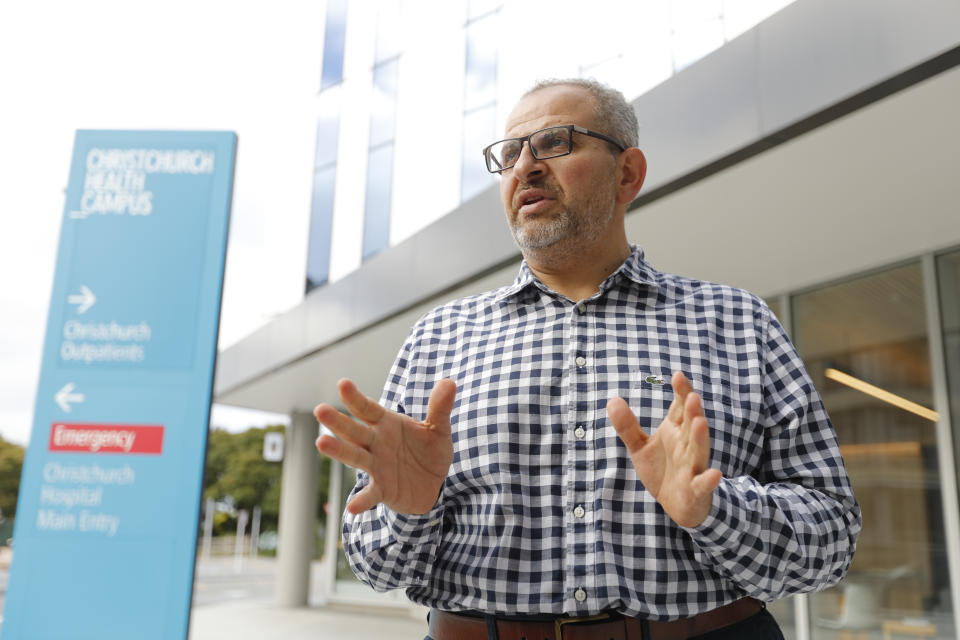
[[923, 254, 960, 636], [275, 411, 319, 607]]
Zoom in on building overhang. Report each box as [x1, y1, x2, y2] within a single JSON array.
[[214, 0, 960, 415]]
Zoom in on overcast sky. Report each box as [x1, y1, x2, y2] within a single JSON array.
[[0, 1, 332, 445]]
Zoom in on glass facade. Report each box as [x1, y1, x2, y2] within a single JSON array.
[[319, 0, 347, 89], [461, 104, 497, 203], [305, 165, 337, 291], [305, 86, 342, 293], [361, 143, 395, 261], [461, 3, 500, 202], [792, 263, 955, 639], [305, 0, 348, 293], [361, 9, 401, 261], [306, 0, 800, 291], [938, 250, 960, 501]]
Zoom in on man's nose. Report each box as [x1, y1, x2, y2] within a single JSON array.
[[512, 141, 545, 181]]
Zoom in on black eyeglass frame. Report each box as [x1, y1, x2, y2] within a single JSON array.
[[482, 124, 627, 174]]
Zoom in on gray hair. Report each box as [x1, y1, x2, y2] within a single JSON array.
[[524, 78, 639, 149]]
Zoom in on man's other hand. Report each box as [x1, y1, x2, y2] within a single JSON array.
[[315, 378, 456, 515]]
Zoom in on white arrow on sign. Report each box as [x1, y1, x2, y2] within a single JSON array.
[[55, 382, 85, 413], [67, 285, 96, 314]]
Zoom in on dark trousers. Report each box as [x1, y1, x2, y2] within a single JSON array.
[[424, 608, 785, 640], [689, 609, 784, 639]]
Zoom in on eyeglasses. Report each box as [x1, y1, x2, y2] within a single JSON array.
[[482, 124, 626, 174]]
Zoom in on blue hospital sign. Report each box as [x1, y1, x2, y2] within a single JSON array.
[[3, 131, 236, 640]]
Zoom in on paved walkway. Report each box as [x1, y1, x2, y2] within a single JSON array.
[[189, 600, 428, 640], [187, 555, 429, 639], [1, 550, 429, 640]]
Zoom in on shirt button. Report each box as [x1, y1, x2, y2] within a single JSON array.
[[573, 505, 585, 518], [575, 588, 587, 602], [575, 356, 586, 367], [575, 425, 586, 439], [576, 302, 586, 313]]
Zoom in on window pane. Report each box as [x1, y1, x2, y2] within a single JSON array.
[[369, 58, 400, 148], [320, 0, 348, 89], [464, 12, 499, 111], [461, 105, 496, 202], [792, 263, 955, 639], [362, 144, 394, 260], [315, 86, 342, 169], [305, 166, 337, 292]]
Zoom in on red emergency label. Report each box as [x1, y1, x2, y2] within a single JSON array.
[[48, 423, 164, 454]]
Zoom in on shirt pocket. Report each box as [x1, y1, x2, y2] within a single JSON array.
[[626, 377, 674, 430], [628, 372, 758, 477]]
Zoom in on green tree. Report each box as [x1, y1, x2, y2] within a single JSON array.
[[0, 435, 26, 521], [202, 426, 330, 543]]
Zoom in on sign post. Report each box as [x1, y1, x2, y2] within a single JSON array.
[[2, 130, 236, 639]]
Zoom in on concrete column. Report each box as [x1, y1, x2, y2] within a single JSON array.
[[275, 411, 319, 607]]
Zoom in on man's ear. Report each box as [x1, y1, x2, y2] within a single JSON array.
[[616, 148, 647, 205]]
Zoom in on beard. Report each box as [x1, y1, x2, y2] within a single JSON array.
[[509, 181, 617, 261]]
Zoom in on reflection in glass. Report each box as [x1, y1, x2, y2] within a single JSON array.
[[792, 263, 955, 639], [464, 11, 499, 112], [321, 0, 348, 89], [937, 250, 960, 507], [315, 87, 342, 170], [370, 59, 400, 149], [362, 144, 395, 260], [461, 105, 496, 202], [305, 166, 337, 292]]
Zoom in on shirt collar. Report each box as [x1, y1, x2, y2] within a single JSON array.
[[495, 244, 659, 303], [611, 244, 660, 291]]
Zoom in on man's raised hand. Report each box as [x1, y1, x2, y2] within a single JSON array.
[[314, 378, 456, 515], [606, 371, 722, 528]]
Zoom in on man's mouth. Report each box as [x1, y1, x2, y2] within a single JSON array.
[[517, 191, 552, 215]]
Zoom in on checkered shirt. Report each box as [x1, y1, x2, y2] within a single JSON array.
[[342, 245, 861, 620]]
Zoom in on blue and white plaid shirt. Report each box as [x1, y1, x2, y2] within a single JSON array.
[[343, 245, 860, 620]]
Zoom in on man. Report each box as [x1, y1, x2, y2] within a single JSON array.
[[314, 79, 860, 640]]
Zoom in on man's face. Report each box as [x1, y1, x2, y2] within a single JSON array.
[[499, 85, 620, 254]]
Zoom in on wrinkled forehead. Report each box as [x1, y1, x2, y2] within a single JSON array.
[[504, 85, 598, 138]]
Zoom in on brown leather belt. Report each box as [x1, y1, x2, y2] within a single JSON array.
[[429, 598, 763, 640]]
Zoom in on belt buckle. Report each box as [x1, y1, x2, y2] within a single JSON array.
[[554, 612, 611, 639]]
